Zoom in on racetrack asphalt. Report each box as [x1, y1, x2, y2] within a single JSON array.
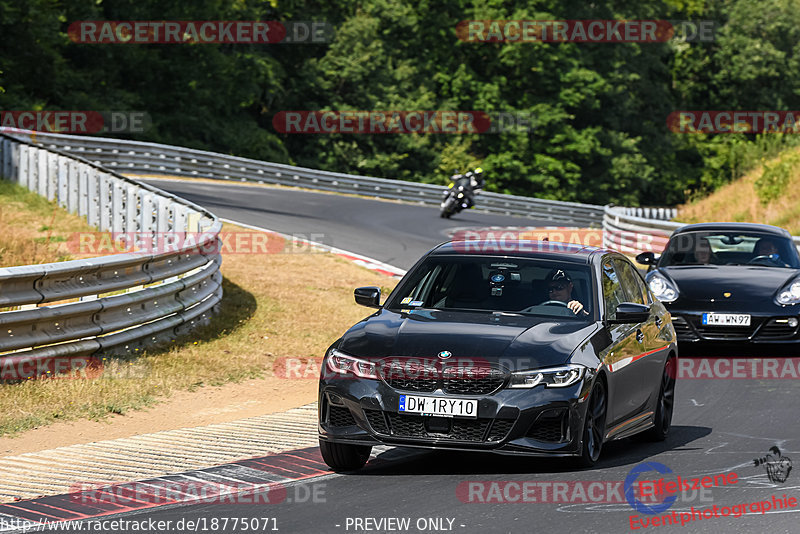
[[141, 178, 553, 270], [14, 179, 797, 534]]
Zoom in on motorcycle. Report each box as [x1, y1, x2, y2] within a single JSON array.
[[440, 174, 474, 219]]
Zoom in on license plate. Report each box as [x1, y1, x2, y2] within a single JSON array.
[[702, 313, 751, 326], [398, 395, 477, 418]]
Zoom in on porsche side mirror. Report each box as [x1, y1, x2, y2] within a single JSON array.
[[635, 252, 658, 265], [608, 302, 651, 324], [354, 286, 381, 308]]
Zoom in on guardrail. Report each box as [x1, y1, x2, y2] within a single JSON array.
[[602, 205, 800, 255], [1, 129, 605, 227], [602, 205, 682, 255], [0, 132, 223, 373]]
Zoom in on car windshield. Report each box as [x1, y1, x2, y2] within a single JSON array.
[[385, 256, 594, 318], [659, 231, 800, 268]]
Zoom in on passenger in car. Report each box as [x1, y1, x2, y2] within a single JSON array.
[[545, 269, 588, 315], [692, 238, 720, 265]]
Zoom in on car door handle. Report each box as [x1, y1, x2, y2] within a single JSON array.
[[636, 329, 645, 344]]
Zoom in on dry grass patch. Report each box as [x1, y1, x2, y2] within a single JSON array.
[[0, 222, 398, 435], [678, 147, 800, 234], [0, 179, 99, 267]]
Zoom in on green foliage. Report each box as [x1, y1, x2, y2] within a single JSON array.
[[0, 0, 797, 206], [755, 151, 800, 205]]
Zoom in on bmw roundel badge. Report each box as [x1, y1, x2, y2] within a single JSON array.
[[438, 350, 452, 359]]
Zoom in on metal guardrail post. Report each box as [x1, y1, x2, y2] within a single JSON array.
[[67, 159, 79, 213], [17, 144, 28, 187], [87, 169, 100, 227], [57, 155, 69, 208], [37, 147, 47, 196], [78, 164, 89, 217], [112, 181, 124, 233], [48, 151, 58, 201]]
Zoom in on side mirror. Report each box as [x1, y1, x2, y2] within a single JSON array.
[[635, 252, 658, 266], [354, 286, 381, 308], [608, 302, 651, 324]]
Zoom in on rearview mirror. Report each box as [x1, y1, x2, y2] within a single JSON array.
[[354, 286, 381, 308], [608, 302, 650, 324], [635, 251, 658, 265]]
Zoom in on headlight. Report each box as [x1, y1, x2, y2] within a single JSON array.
[[508, 364, 586, 389], [647, 272, 679, 303], [325, 349, 378, 379], [776, 280, 800, 305]]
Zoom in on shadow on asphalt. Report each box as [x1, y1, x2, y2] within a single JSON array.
[[357, 424, 711, 476]]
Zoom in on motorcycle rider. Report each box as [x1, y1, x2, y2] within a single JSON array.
[[443, 167, 485, 210]]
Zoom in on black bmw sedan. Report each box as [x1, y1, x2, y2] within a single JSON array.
[[636, 223, 800, 344], [318, 241, 677, 471]]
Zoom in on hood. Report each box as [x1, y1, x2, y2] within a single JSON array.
[[338, 308, 599, 371], [661, 265, 799, 303]]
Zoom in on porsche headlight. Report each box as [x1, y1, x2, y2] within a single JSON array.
[[776, 280, 800, 305], [509, 364, 587, 389], [648, 273, 679, 303]]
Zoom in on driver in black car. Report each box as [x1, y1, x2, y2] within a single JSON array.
[[755, 237, 779, 258], [545, 269, 588, 315]]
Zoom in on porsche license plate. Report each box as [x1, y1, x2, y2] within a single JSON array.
[[398, 395, 477, 418], [702, 313, 751, 326]]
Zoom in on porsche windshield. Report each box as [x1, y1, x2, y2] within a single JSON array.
[[659, 231, 800, 268], [386, 256, 594, 318]]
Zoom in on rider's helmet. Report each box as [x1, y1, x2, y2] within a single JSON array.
[[473, 167, 484, 177]]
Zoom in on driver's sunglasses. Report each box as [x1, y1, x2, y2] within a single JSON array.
[[548, 283, 568, 292]]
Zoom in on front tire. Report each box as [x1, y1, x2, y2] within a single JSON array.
[[578, 379, 607, 468], [646, 356, 676, 442], [319, 439, 371, 472]]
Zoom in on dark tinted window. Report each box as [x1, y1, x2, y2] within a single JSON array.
[[386, 256, 593, 318], [614, 259, 647, 305], [659, 231, 800, 268], [601, 260, 627, 320]]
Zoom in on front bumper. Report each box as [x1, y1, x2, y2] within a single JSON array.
[[669, 310, 800, 343], [318, 376, 592, 457]]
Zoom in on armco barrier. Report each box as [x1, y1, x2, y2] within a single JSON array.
[[1, 129, 605, 227], [0, 132, 222, 372], [602, 205, 682, 255], [602, 205, 800, 256]]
